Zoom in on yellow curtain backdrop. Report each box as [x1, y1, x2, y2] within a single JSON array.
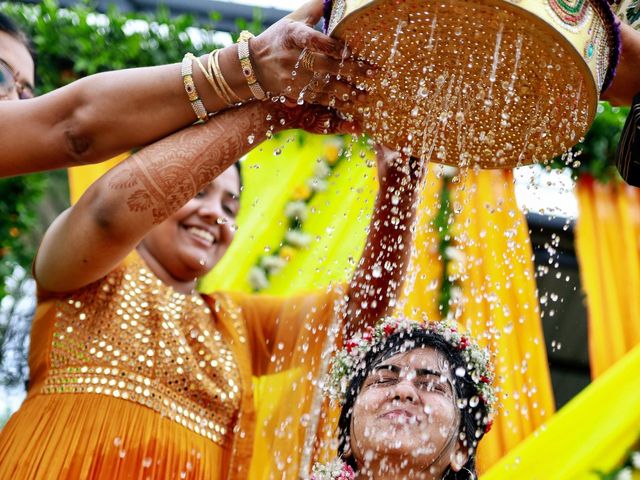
[[574, 177, 640, 378], [68, 135, 552, 476], [393, 168, 555, 473], [450, 170, 555, 471], [482, 342, 640, 480]]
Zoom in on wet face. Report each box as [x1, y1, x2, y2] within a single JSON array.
[[0, 30, 34, 101], [139, 166, 240, 282], [350, 347, 468, 477]]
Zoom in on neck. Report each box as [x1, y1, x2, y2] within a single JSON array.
[[136, 245, 197, 294]]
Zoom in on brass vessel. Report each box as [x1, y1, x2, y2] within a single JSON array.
[[326, 0, 619, 168]]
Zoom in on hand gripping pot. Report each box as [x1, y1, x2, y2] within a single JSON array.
[[324, 0, 620, 168]]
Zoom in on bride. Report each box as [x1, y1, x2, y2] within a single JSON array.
[[312, 317, 495, 479]]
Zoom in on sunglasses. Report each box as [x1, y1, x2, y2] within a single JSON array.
[[0, 58, 34, 100]]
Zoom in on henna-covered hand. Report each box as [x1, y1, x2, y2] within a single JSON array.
[[268, 100, 361, 135], [250, 0, 374, 109]]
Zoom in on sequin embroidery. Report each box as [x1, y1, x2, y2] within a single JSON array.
[[42, 255, 242, 445]]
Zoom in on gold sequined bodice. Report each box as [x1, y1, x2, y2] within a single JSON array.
[[40, 254, 242, 445]]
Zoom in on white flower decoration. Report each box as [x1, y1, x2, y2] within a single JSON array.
[[284, 201, 309, 222], [260, 255, 288, 275], [285, 230, 312, 248], [248, 266, 269, 290]]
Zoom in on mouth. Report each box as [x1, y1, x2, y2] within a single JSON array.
[[380, 409, 421, 425], [183, 225, 217, 248]]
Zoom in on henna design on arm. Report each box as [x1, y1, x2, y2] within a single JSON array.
[[106, 102, 267, 226]]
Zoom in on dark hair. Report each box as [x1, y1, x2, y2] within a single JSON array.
[[233, 160, 243, 193], [0, 12, 35, 60], [337, 329, 491, 479]]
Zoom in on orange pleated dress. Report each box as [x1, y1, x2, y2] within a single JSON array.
[[0, 252, 341, 479]]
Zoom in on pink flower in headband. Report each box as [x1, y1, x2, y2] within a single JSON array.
[[311, 458, 355, 480]]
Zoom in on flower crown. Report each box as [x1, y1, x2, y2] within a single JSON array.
[[327, 317, 497, 429], [311, 458, 355, 480]]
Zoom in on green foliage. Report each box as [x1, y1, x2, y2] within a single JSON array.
[[0, 174, 45, 299], [1, 0, 228, 95], [434, 177, 453, 318], [550, 102, 629, 183]]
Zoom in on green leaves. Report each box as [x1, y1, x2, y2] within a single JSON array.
[[550, 102, 629, 183], [1, 0, 228, 96], [0, 174, 44, 299]]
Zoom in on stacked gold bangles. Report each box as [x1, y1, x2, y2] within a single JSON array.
[[180, 30, 268, 123]]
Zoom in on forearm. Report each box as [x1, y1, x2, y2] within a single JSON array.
[[35, 101, 275, 291], [91, 100, 271, 236], [346, 161, 421, 335], [1, 46, 253, 177]]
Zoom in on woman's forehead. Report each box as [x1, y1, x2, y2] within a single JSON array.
[[377, 347, 448, 371]]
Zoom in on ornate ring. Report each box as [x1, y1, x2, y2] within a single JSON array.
[[300, 48, 315, 72]]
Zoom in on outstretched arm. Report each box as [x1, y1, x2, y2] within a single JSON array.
[[0, 0, 367, 178], [34, 100, 356, 293], [345, 146, 423, 336]]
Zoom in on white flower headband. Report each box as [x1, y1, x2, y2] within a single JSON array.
[[327, 317, 497, 431], [311, 458, 355, 480]]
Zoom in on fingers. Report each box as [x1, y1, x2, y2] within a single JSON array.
[[287, 0, 325, 26], [306, 50, 374, 80], [289, 22, 345, 59], [304, 73, 357, 98]]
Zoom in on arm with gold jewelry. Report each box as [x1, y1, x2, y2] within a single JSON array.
[[34, 100, 357, 293], [344, 146, 424, 336], [0, 0, 369, 178]]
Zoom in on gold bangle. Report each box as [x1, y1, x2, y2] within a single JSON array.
[[187, 52, 228, 107], [205, 51, 230, 105], [237, 30, 266, 100], [212, 50, 241, 103], [181, 53, 208, 123]]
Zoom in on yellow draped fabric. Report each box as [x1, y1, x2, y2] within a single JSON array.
[[67, 135, 552, 476], [482, 343, 640, 480], [399, 169, 555, 473], [575, 176, 640, 378], [453, 170, 555, 471]]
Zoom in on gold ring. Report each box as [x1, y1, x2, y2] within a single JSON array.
[[300, 48, 315, 71]]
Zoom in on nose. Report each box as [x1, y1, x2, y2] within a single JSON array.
[[197, 198, 226, 224], [392, 378, 417, 403]]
